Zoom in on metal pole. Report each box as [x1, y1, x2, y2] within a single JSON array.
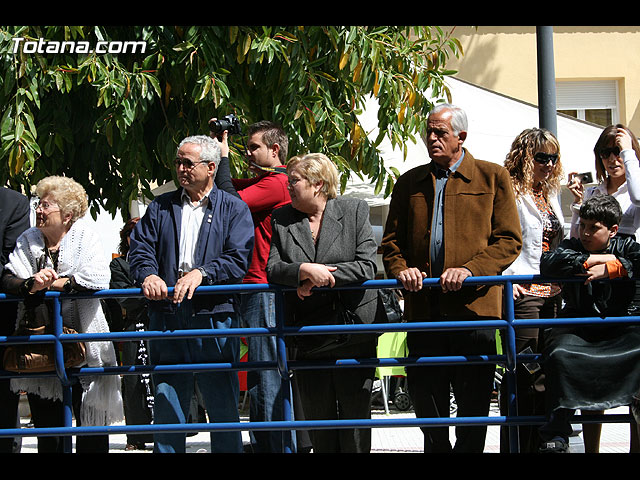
[[536, 26, 557, 136]]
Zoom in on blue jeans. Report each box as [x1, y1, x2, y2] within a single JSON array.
[[237, 292, 295, 452], [149, 303, 242, 453]]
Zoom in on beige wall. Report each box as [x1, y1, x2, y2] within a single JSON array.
[[442, 26, 640, 134]]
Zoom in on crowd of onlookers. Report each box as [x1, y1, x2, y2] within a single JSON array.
[[2, 104, 640, 454]]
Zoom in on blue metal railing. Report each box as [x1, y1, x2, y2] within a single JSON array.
[[0, 275, 637, 453]]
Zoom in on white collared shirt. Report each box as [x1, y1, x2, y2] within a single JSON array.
[[178, 188, 212, 274]]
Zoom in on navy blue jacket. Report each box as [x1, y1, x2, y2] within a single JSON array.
[[128, 185, 254, 314]]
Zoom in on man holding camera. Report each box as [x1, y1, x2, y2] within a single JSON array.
[[210, 119, 292, 453]]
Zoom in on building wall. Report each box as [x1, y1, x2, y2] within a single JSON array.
[[442, 26, 640, 133]]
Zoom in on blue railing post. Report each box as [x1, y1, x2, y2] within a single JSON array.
[[273, 285, 294, 453], [52, 295, 74, 453], [502, 280, 520, 453]]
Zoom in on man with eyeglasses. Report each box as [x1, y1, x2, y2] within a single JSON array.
[[0, 187, 30, 453], [128, 135, 254, 453], [209, 120, 294, 453], [382, 103, 522, 453]]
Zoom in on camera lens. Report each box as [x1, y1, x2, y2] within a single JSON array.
[[209, 118, 230, 134]]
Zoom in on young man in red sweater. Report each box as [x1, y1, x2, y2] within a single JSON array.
[[214, 120, 292, 452]]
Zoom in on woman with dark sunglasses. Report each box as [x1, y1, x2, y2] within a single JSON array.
[[501, 128, 565, 452], [566, 124, 640, 453], [568, 125, 640, 240]]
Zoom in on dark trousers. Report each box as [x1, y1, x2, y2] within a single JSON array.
[[26, 383, 109, 453], [406, 327, 496, 453], [295, 340, 377, 453], [499, 293, 561, 453], [0, 377, 21, 453]]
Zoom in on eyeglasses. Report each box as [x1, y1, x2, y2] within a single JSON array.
[[174, 158, 208, 169], [33, 201, 60, 212], [599, 146, 621, 159], [533, 152, 559, 165], [288, 176, 303, 187]]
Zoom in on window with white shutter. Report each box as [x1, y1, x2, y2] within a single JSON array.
[[556, 80, 619, 127]]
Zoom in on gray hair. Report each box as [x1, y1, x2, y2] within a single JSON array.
[[177, 135, 221, 178], [429, 103, 468, 137]]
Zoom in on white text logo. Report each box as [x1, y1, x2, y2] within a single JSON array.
[[12, 37, 147, 54]]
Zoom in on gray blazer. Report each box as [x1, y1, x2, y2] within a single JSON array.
[[266, 196, 380, 324]]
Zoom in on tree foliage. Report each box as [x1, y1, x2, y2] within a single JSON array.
[[0, 26, 462, 217]]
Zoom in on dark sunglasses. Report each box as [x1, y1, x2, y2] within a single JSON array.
[[599, 146, 621, 159], [174, 158, 208, 169], [533, 152, 559, 165]]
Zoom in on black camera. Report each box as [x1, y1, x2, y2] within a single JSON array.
[[209, 114, 242, 136]]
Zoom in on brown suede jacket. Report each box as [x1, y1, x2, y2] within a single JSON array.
[[382, 149, 522, 321]]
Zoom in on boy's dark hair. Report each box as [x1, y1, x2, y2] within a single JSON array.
[[579, 194, 622, 228]]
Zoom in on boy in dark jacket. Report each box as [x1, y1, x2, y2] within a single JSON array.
[[538, 194, 640, 452]]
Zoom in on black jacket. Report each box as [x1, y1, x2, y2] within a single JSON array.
[[541, 236, 640, 318], [0, 188, 30, 337]]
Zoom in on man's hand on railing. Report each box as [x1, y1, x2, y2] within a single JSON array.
[[396, 268, 427, 292], [173, 270, 204, 304], [440, 267, 472, 293], [141, 274, 168, 301]]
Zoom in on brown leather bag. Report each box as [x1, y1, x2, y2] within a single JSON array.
[[3, 299, 86, 373]]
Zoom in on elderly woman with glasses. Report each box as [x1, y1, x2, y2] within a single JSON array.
[[501, 128, 565, 452], [1, 176, 123, 453], [266, 153, 383, 453], [566, 124, 640, 453]]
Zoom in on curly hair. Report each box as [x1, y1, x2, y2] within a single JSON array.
[[35, 176, 88, 223], [504, 128, 563, 200]]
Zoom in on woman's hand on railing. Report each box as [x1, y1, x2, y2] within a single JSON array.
[[513, 283, 528, 300], [31, 267, 58, 292], [299, 263, 337, 288], [296, 279, 315, 300]]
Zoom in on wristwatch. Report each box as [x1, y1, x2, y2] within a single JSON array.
[[21, 277, 36, 296], [198, 267, 208, 285], [62, 277, 73, 294]]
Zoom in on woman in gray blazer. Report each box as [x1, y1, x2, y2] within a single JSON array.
[[267, 153, 381, 453]]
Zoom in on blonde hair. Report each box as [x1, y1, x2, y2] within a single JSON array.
[[286, 153, 339, 199], [504, 128, 563, 200], [35, 176, 88, 223]]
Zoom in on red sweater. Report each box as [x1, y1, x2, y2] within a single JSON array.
[[233, 172, 291, 284]]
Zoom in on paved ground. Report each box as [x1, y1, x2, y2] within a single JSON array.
[[14, 396, 634, 453]]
